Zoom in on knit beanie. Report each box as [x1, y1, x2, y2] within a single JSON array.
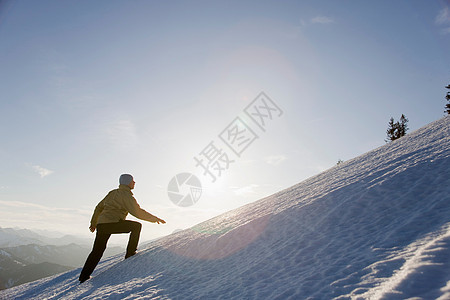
[[119, 174, 133, 185]]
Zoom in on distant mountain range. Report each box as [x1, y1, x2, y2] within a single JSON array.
[[0, 227, 93, 248], [0, 227, 123, 290]]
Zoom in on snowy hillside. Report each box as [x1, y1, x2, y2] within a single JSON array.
[[2, 116, 449, 300]]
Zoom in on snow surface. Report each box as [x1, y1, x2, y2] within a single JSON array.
[[1, 116, 449, 300]]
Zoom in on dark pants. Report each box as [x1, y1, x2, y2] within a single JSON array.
[[79, 220, 142, 282]]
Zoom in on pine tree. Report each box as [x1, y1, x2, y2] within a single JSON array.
[[445, 84, 450, 115], [398, 114, 409, 137], [386, 114, 409, 142], [386, 117, 396, 142]]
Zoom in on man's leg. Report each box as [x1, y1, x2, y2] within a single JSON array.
[[79, 229, 111, 283], [100, 220, 142, 259], [124, 221, 142, 258]]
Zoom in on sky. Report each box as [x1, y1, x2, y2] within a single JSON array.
[[0, 0, 449, 242]]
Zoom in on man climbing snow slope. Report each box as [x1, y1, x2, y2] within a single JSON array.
[[79, 174, 166, 283]]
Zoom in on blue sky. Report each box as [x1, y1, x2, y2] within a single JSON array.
[[0, 0, 449, 241]]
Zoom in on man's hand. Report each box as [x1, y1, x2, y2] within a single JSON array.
[[89, 225, 96, 232], [156, 217, 166, 224]]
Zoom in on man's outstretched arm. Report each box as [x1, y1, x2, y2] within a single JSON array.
[[126, 197, 166, 224]]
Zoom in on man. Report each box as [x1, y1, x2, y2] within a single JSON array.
[[79, 174, 165, 283]]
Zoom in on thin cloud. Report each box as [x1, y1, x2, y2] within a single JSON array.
[[265, 155, 287, 166], [0, 200, 92, 236], [32, 165, 54, 178], [232, 184, 259, 197], [106, 119, 138, 148], [435, 6, 450, 34], [311, 16, 335, 25], [435, 7, 450, 25], [0, 200, 90, 214]]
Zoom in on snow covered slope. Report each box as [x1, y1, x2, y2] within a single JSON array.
[[2, 116, 449, 300]]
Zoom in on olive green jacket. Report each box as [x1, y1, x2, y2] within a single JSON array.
[[90, 184, 158, 226]]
